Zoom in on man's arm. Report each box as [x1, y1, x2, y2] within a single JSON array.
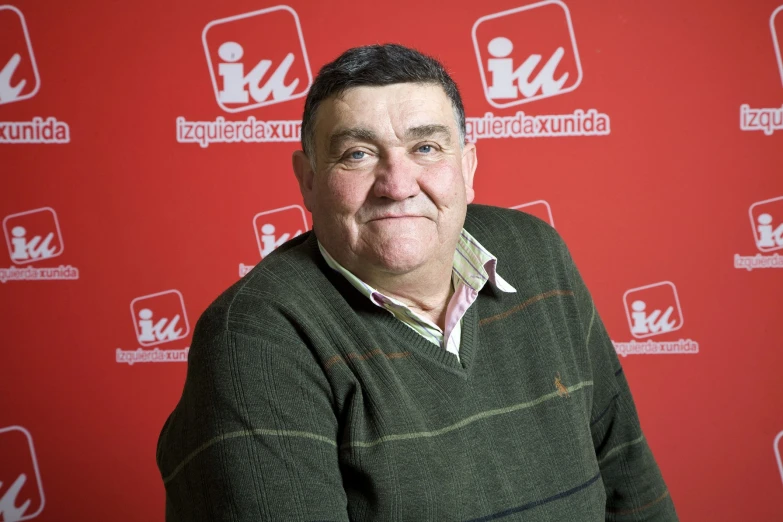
[[558, 237, 680, 521], [156, 309, 349, 521]]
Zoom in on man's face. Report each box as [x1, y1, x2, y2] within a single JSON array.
[[293, 83, 477, 277]]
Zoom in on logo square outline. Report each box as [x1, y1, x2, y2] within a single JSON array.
[[771, 5, 783, 88], [471, 0, 583, 109], [0, 5, 41, 106], [622, 281, 684, 339], [749, 195, 783, 253], [201, 5, 313, 113], [129, 289, 190, 347], [253, 204, 308, 259], [0, 425, 46, 521], [511, 200, 555, 228], [2, 207, 64, 265]]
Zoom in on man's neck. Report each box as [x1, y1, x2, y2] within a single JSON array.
[[348, 256, 454, 330], [371, 268, 454, 330], [316, 237, 458, 330]]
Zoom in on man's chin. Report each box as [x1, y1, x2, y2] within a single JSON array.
[[368, 248, 431, 276], [375, 259, 423, 275], [353, 236, 443, 277]]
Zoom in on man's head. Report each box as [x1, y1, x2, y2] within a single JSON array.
[[300, 44, 466, 162], [292, 44, 477, 282]]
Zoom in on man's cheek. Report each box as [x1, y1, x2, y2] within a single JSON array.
[[330, 180, 369, 209]]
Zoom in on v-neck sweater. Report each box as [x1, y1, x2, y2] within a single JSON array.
[[156, 204, 678, 522], [316, 228, 517, 361]]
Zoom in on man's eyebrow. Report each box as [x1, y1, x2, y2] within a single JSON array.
[[328, 128, 378, 155], [405, 124, 452, 144], [326, 124, 453, 155]]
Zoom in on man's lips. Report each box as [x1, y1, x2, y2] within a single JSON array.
[[367, 215, 423, 222]]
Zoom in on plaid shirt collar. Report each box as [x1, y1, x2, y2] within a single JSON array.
[[318, 228, 516, 312]]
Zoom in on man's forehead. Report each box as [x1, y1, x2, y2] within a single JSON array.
[[333, 82, 450, 104], [317, 83, 456, 135]]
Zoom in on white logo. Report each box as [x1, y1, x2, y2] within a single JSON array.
[[739, 6, 783, 135], [130, 290, 190, 347], [257, 222, 296, 257], [240, 205, 309, 277], [750, 196, 783, 252], [177, 6, 310, 147], [253, 205, 307, 258], [0, 6, 70, 144], [0, 425, 45, 522], [754, 212, 783, 250], [627, 300, 676, 337], [472, 1, 582, 109], [623, 282, 683, 339], [772, 5, 783, 88], [736, 195, 783, 270], [466, 1, 609, 142], [3, 208, 63, 265], [485, 35, 571, 103], [1, 207, 78, 283], [612, 281, 698, 357], [136, 308, 183, 343], [215, 41, 300, 106], [8, 225, 56, 262], [755, 212, 783, 249], [202, 6, 312, 113], [117, 289, 191, 365], [511, 200, 555, 228], [0, 5, 40, 106], [775, 430, 783, 488]]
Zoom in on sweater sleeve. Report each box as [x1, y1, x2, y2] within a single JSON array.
[[156, 312, 349, 521], [557, 237, 680, 521]]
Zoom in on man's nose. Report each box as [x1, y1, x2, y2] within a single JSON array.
[[372, 151, 421, 201]]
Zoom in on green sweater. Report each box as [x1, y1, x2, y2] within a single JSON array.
[[157, 204, 678, 521]]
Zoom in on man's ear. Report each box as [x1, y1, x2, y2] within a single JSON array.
[[461, 142, 477, 204], [292, 150, 315, 212]]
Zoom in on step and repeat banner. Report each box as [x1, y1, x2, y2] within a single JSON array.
[[2, 0, 782, 520]]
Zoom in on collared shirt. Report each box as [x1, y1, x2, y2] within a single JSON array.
[[318, 229, 516, 361]]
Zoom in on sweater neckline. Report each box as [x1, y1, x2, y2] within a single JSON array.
[[308, 233, 480, 378], [373, 283, 480, 378]]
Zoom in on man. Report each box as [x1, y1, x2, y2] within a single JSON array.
[[157, 44, 678, 521]]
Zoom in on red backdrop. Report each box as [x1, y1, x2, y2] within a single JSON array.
[[2, 0, 782, 520]]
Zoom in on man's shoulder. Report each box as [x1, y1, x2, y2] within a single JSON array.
[[464, 203, 573, 288], [197, 231, 326, 341], [465, 203, 563, 250]]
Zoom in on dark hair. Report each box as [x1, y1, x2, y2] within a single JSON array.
[[300, 43, 466, 161]]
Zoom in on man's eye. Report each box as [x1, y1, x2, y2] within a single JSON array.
[[349, 151, 366, 160], [417, 145, 433, 153]]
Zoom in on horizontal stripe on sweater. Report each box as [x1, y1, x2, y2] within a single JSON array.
[[163, 379, 594, 484]]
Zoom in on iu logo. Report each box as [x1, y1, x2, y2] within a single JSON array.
[[772, 5, 783, 87], [623, 281, 684, 339], [750, 195, 783, 253], [472, 0, 582, 109], [511, 200, 555, 228], [202, 6, 312, 113], [0, 5, 40, 106], [130, 290, 190, 347], [0, 426, 45, 522], [253, 205, 308, 259], [2, 208, 63, 265]]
